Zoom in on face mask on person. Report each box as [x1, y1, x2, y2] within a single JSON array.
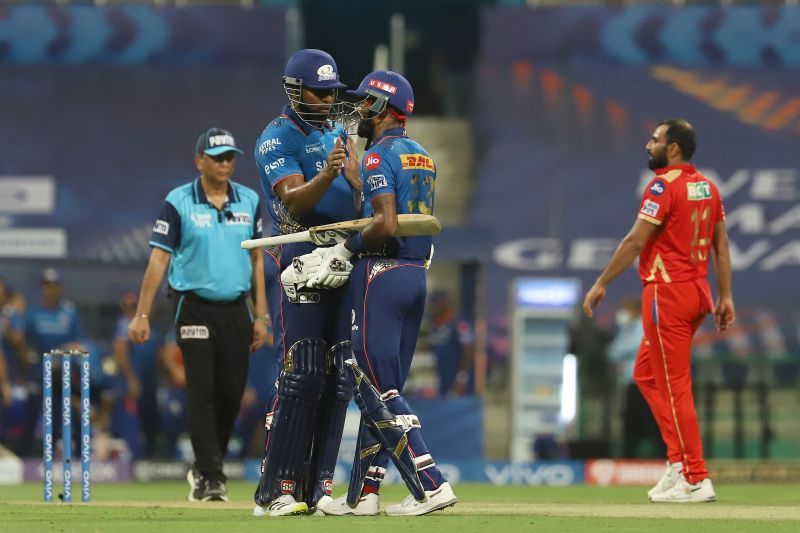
[[615, 310, 634, 328]]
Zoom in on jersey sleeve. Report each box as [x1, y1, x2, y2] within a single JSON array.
[[149, 200, 181, 252], [255, 131, 303, 190], [637, 176, 673, 226], [362, 149, 397, 205]]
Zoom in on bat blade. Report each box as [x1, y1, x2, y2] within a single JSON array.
[[241, 214, 440, 250]]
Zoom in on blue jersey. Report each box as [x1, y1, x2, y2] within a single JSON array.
[[149, 178, 262, 302], [114, 317, 160, 390], [254, 106, 357, 234], [360, 127, 435, 260], [25, 301, 82, 354]]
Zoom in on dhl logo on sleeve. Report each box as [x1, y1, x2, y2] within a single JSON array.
[[400, 154, 435, 171]]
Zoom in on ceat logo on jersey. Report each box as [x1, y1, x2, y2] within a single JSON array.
[[649, 180, 665, 196], [365, 153, 382, 170], [368, 78, 398, 94], [317, 64, 336, 81], [687, 181, 712, 201]]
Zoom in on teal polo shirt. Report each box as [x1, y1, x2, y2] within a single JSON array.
[[149, 178, 262, 301]]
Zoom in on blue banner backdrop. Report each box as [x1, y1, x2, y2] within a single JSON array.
[[0, 7, 287, 267], [473, 6, 800, 357]]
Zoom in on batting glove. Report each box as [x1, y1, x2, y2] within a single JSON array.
[[306, 242, 353, 289], [280, 252, 323, 297]]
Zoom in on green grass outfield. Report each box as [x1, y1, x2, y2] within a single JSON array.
[[1, 482, 799, 532]]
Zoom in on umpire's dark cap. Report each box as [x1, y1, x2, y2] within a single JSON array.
[[196, 128, 244, 156]]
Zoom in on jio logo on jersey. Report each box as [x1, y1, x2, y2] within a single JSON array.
[[649, 180, 665, 196], [365, 153, 382, 170]]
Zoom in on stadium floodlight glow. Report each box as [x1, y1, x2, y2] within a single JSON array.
[[560, 353, 577, 424]]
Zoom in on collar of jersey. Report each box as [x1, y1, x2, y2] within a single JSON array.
[[192, 177, 239, 206], [373, 127, 407, 146], [282, 105, 332, 136], [655, 163, 696, 175]]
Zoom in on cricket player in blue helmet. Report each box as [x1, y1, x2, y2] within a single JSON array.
[[300, 70, 458, 516], [252, 48, 361, 517]]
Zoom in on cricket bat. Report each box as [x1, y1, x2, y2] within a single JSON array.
[[241, 213, 441, 249]]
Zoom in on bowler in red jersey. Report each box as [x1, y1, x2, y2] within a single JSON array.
[[583, 119, 735, 503]]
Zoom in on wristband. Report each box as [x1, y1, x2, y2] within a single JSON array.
[[254, 315, 270, 323], [137, 314, 149, 319], [345, 231, 368, 255]]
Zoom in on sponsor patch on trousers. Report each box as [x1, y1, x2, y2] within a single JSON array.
[[180, 325, 209, 339]]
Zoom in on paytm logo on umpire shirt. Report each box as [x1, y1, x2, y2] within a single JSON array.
[[226, 212, 251, 225]]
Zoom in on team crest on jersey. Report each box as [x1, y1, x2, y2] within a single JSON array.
[[400, 154, 435, 171], [367, 174, 388, 191], [180, 326, 209, 339], [687, 181, 712, 201], [191, 213, 213, 228], [153, 220, 169, 235], [641, 200, 660, 218], [365, 153, 382, 170]]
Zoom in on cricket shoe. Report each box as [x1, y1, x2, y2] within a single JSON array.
[[648, 461, 683, 500], [385, 482, 457, 516], [650, 477, 716, 503], [252, 494, 309, 517], [317, 493, 380, 516], [202, 479, 228, 502], [187, 467, 205, 502]]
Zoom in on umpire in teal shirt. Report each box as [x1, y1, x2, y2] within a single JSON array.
[[128, 128, 268, 502]]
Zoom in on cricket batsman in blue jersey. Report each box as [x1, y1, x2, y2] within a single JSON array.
[[252, 49, 362, 517], [304, 70, 458, 516]]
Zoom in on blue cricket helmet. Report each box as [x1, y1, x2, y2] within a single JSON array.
[[350, 70, 415, 116], [283, 48, 346, 90]]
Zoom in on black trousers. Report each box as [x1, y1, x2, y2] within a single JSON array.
[[176, 293, 252, 482], [623, 382, 666, 458]]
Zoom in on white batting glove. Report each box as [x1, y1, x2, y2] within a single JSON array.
[[306, 242, 353, 289], [280, 252, 323, 297]]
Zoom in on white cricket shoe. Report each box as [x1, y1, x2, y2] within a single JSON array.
[[650, 477, 716, 503], [648, 462, 683, 500], [318, 493, 380, 516], [252, 494, 309, 517], [385, 482, 457, 516]]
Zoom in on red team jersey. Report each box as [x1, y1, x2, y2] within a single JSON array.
[[637, 164, 725, 284]]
